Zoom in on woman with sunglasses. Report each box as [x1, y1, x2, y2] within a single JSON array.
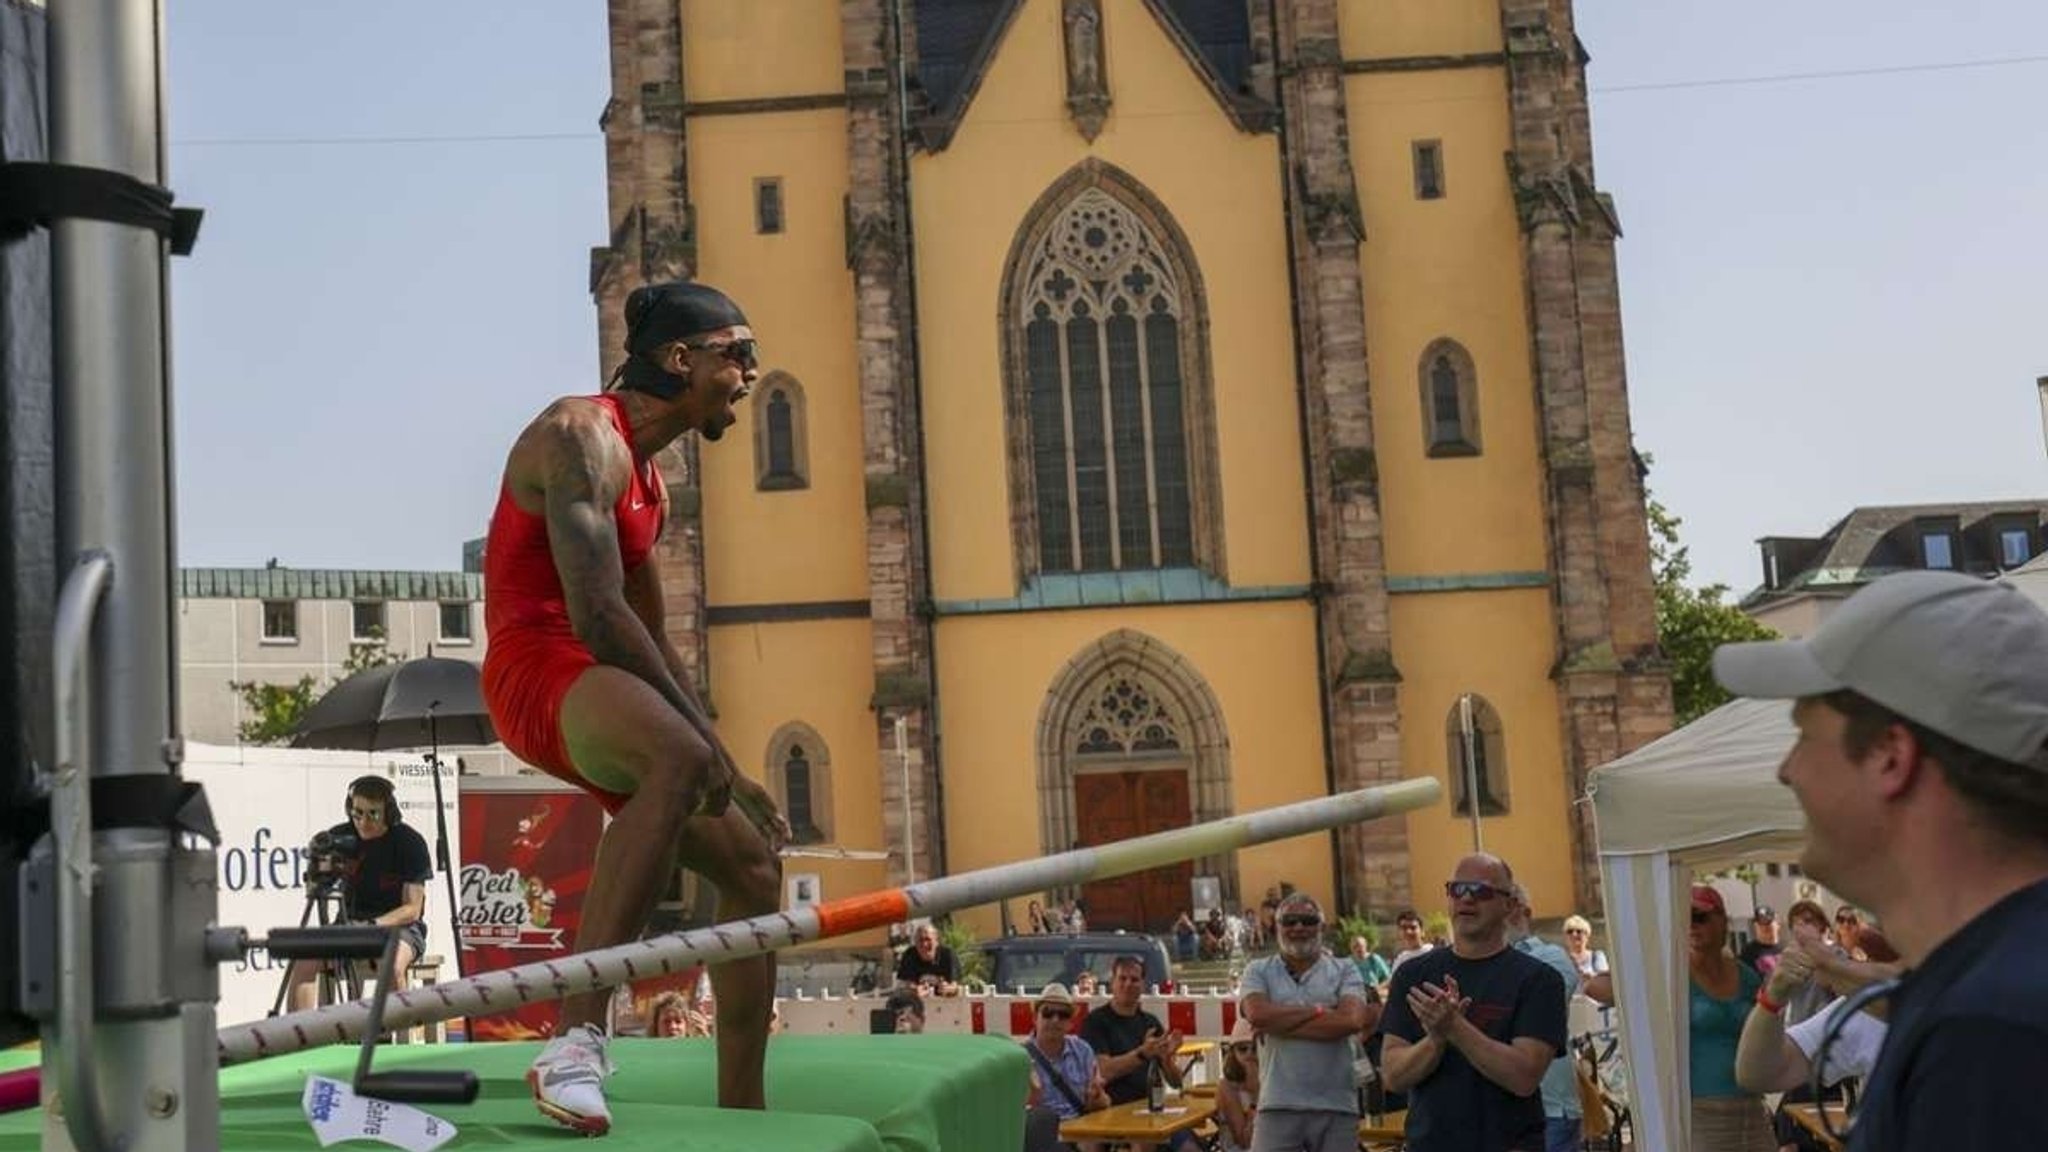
[[1686, 886, 1774, 1152], [1216, 1019, 1261, 1152]]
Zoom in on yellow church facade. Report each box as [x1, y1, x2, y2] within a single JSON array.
[[591, 0, 1670, 944]]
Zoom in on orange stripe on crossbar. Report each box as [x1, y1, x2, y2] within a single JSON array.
[[814, 889, 911, 938]]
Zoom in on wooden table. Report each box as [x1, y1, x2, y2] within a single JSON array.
[[1358, 1109, 1408, 1148], [1058, 1094, 1217, 1148], [1782, 1101, 1847, 1151]]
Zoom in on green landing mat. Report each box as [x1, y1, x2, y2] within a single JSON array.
[[0, 1034, 1028, 1151]]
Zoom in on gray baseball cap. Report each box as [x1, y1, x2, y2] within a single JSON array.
[[1712, 570, 2048, 764]]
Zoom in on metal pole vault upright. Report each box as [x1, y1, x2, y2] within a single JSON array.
[[220, 778, 1442, 1064], [23, 1, 221, 1150]]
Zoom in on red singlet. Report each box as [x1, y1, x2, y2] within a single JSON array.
[[481, 394, 667, 813]]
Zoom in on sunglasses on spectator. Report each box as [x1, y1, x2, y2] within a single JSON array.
[[1229, 1042, 1255, 1054], [1278, 914, 1321, 928], [1445, 880, 1503, 901], [682, 337, 759, 372], [348, 806, 385, 823], [1836, 913, 1858, 924], [1691, 910, 1719, 925], [1564, 928, 1588, 936], [1039, 1008, 1072, 1021]]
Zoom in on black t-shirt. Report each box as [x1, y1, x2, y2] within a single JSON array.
[[1380, 944, 1567, 1152], [895, 944, 959, 986], [336, 821, 432, 929], [1848, 877, 2048, 1152], [1078, 1004, 1167, 1105], [1738, 939, 1782, 974]]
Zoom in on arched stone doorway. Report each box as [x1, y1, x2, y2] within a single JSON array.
[[1037, 629, 1234, 931]]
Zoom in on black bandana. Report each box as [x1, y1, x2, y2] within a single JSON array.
[[614, 280, 748, 400]]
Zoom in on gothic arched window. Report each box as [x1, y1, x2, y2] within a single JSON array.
[[1444, 695, 1509, 816], [1004, 164, 1222, 578], [1419, 339, 1481, 457], [766, 722, 831, 844], [752, 371, 809, 490]]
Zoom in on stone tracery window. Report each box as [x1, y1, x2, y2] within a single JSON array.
[[1006, 166, 1220, 578], [1072, 673, 1184, 756]]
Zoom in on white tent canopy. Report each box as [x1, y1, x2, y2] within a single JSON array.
[[1589, 696, 1800, 1152]]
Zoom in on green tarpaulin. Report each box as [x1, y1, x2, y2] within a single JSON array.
[[0, 1034, 1028, 1150]]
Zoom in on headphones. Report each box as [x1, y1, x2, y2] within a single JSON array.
[[345, 775, 402, 826]]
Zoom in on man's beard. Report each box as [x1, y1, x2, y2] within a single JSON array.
[[700, 420, 725, 441], [1280, 936, 1320, 961]]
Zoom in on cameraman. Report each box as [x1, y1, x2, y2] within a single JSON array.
[[285, 776, 432, 1012]]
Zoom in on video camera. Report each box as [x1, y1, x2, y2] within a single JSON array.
[[305, 827, 362, 892]]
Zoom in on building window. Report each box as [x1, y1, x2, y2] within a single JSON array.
[[1413, 140, 1445, 200], [1419, 338, 1481, 457], [754, 177, 784, 235], [1005, 166, 1223, 576], [438, 601, 473, 643], [261, 600, 298, 643], [751, 371, 810, 491], [2001, 528, 2033, 568], [1444, 695, 1509, 817], [351, 600, 386, 642], [766, 722, 832, 845], [1922, 532, 1954, 570]]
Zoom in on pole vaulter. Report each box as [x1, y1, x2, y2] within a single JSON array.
[[219, 777, 1441, 1065]]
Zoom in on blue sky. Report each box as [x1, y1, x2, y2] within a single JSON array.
[[163, 1, 2048, 596]]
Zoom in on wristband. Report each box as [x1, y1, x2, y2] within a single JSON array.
[[1313, 1005, 1326, 1019], [1755, 987, 1785, 1015]]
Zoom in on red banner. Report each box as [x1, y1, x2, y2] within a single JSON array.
[[457, 787, 605, 1042]]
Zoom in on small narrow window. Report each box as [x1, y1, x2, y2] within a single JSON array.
[[439, 601, 474, 643], [767, 722, 833, 845], [1413, 140, 1445, 200], [2001, 528, 2032, 568], [784, 745, 820, 844], [351, 600, 386, 642], [1419, 338, 1481, 457], [752, 371, 810, 490], [261, 600, 298, 642], [1445, 695, 1509, 816], [1922, 533, 1954, 570], [754, 177, 785, 235]]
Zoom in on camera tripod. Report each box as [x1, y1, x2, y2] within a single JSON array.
[[267, 878, 364, 1016]]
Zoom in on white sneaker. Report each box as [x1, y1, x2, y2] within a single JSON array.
[[527, 1023, 615, 1136]]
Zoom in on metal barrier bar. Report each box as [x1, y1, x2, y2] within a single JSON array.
[[218, 778, 1441, 1064]]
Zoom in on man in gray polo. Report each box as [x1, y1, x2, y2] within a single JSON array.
[[1712, 570, 2048, 1152], [1239, 893, 1370, 1152]]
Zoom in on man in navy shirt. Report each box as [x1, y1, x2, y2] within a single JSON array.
[[1715, 571, 2048, 1151], [1380, 853, 1566, 1152]]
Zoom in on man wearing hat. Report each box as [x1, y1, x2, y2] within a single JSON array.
[[1737, 904, 1781, 977], [482, 280, 790, 1134], [1023, 984, 1109, 1126], [1713, 570, 2048, 1150]]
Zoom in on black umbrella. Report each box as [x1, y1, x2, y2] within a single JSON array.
[[290, 655, 495, 752], [291, 655, 493, 1000]]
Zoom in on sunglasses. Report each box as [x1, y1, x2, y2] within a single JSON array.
[[348, 806, 385, 823], [1278, 914, 1321, 928], [1836, 915, 1858, 924], [1229, 1042, 1255, 1054], [683, 337, 759, 372], [1445, 880, 1503, 902], [1691, 909, 1720, 925], [1564, 928, 1588, 936], [1039, 1008, 1072, 1021]]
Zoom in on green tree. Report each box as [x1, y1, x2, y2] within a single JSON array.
[[1650, 495, 1778, 725], [229, 629, 405, 745]]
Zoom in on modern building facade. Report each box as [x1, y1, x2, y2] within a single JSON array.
[[588, 0, 1670, 933]]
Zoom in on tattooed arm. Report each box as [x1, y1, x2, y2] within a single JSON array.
[[540, 410, 701, 722], [624, 557, 789, 846]]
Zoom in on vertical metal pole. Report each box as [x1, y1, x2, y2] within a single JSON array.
[[1458, 694, 1483, 853], [44, 0, 215, 1148], [895, 715, 914, 885]]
